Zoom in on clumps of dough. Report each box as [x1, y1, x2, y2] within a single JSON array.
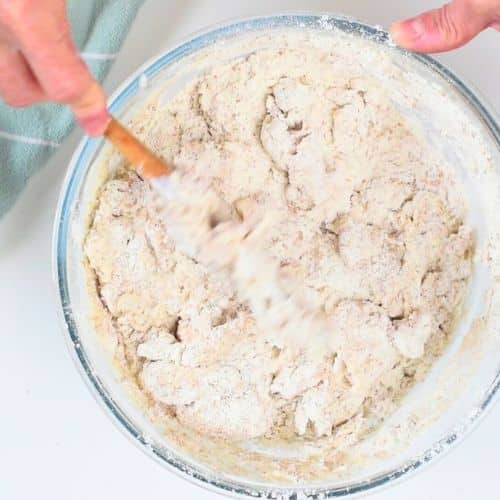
[[85, 47, 473, 444]]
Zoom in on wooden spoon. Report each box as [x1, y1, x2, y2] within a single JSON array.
[[104, 116, 172, 179]]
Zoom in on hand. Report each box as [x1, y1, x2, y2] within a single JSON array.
[[0, 0, 109, 136], [391, 0, 500, 53]]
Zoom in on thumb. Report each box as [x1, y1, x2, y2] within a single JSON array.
[[390, 0, 494, 53]]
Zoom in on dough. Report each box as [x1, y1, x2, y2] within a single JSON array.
[[85, 45, 473, 447]]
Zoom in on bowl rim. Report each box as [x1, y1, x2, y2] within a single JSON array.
[[52, 12, 500, 499]]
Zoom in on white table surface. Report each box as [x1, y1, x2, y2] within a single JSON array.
[[1, 1, 498, 499]]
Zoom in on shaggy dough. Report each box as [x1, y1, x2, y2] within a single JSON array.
[[85, 46, 473, 445]]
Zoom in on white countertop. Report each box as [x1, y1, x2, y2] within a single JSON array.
[[1, 1, 498, 499]]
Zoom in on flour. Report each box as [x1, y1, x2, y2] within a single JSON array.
[[152, 172, 334, 363], [84, 42, 473, 449]]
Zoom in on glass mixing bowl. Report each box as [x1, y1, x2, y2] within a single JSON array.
[[53, 14, 500, 499]]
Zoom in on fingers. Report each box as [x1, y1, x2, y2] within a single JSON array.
[[1, 0, 109, 135], [390, 0, 498, 53], [0, 43, 44, 107], [69, 81, 110, 136]]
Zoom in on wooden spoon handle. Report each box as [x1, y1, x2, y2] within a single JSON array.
[[104, 117, 172, 179]]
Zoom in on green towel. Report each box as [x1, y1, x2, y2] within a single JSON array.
[[0, 0, 143, 216]]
